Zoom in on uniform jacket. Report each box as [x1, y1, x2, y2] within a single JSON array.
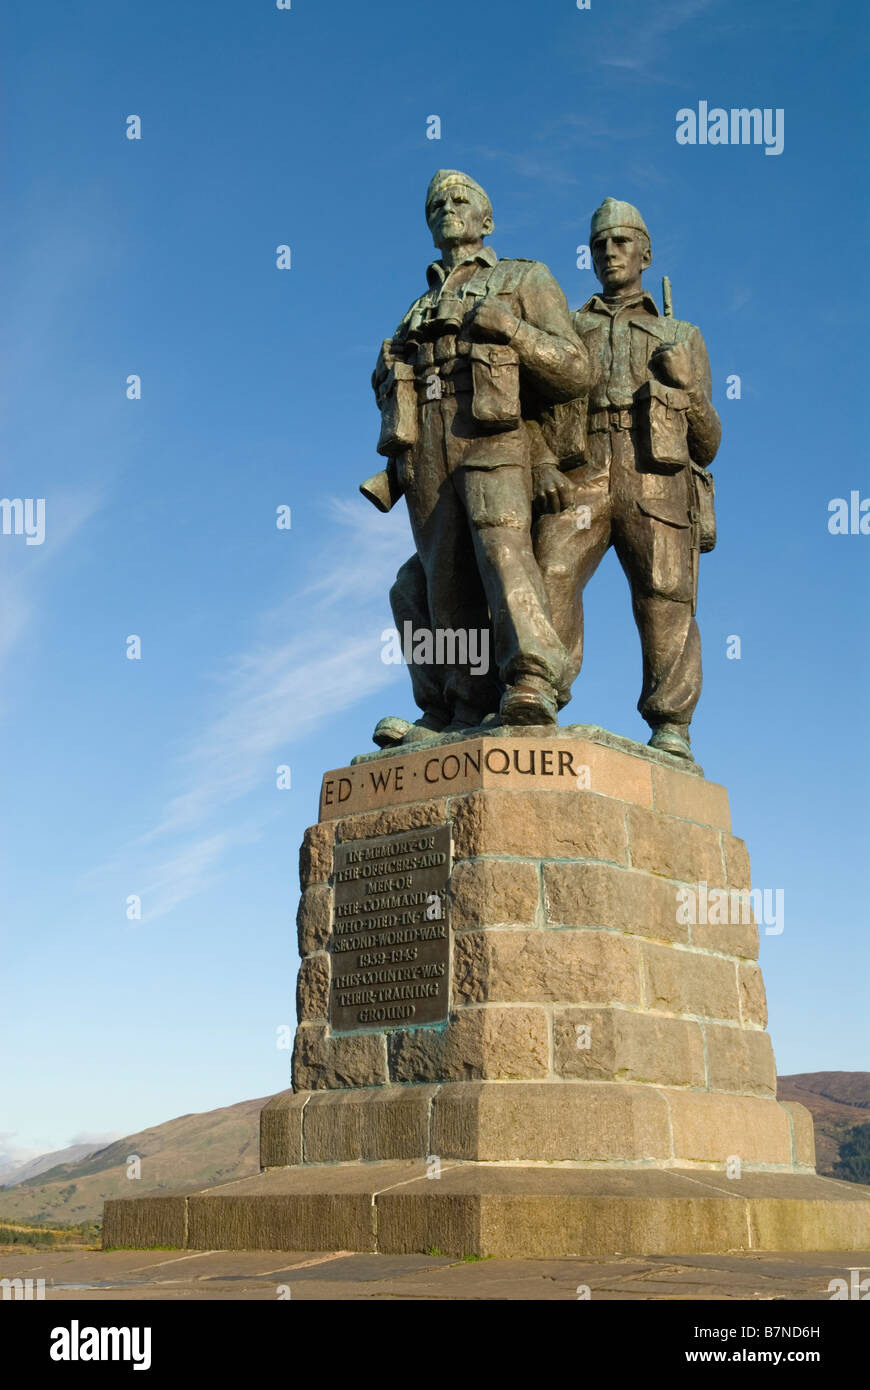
[[572, 290, 720, 467]]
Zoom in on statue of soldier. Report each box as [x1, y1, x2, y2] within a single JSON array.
[[367, 170, 594, 746], [533, 198, 721, 760]]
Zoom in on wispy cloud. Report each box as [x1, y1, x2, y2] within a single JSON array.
[[148, 499, 411, 837], [0, 201, 122, 685], [136, 828, 258, 920], [86, 498, 413, 919], [0, 486, 105, 673], [0, 1130, 120, 1184], [729, 288, 752, 313], [67, 1130, 121, 1147], [598, 0, 721, 73], [0, 1134, 43, 1176]]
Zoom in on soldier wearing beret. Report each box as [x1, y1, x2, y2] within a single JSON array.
[[533, 198, 721, 759]]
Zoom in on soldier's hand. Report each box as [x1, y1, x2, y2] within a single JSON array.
[[468, 298, 518, 344], [533, 464, 576, 514], [372, 342, 395, 391], [651, 341, 696, 390]]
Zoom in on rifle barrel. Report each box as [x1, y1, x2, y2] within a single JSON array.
[[662, 275, 674, 318]]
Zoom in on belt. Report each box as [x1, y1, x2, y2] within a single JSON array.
[[415, 372, 473, 399], [588, 405, 634, 432]]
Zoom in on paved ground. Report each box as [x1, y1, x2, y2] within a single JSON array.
[[2, 1247, 867, 1300]]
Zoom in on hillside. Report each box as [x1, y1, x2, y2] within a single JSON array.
[[0, 1142, 104, 1189], [1, 1074, 867, 1227], [777, 1072, 870, 1176], [0, 1096, 268, 1227]]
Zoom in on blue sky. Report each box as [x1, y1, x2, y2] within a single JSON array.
[[1, 0, 867, 1162]]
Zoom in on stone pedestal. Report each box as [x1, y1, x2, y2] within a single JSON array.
[[104, 726, 870, 1255]]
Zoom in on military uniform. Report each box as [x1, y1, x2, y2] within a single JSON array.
[[377, 234, 593, 727], [534, 285, 720, 736]]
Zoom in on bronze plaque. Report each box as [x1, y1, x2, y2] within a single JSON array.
[[328, 823, 451, 1033]]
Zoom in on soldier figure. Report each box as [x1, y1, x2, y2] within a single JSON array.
[[369, 170, 594, 745], [534, 198, 721, 760]]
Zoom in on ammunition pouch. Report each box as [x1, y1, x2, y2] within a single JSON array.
[[691, 462, 717, 553], [634, 380, 690, 473], [376, 345, 418, 457], [635, 496, 692, 528], [470, 343, 520, 432]]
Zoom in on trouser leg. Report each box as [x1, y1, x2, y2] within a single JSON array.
[[533, 479, 612, 705], [456, 463, 566, 694], [402, 434, 500, 722], [613, 500, 702, 731], [630, 591, 701, 727], [389, 555, 449, 723]]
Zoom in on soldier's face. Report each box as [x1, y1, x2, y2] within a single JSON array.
[[427, 187, 492, 250], [591, 229, 650, 293]]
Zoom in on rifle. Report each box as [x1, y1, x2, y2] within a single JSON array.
[[662, 275, 674, 319], [663, 274, 701, 613]]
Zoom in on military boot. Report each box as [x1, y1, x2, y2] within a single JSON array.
[[372, 711, 446, 749], [648, 722, 693, 760], [499, 677, 559, 727]]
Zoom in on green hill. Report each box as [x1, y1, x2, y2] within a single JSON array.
[[777, 1072, 870, 1177], [0, 1095, 268, 1227]]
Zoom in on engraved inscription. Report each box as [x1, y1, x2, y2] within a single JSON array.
[[319, 739, 588, 818], [328, 824, 451, 1033]]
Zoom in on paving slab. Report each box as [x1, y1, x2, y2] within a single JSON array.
[[2, 1246, 867, 1300]]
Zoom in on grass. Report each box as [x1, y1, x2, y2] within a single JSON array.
[[0, 1221, 101, 1250], [425, 1246, 492, 1262]]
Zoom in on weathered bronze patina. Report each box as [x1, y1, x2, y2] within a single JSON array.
[[364, 181, 720, 762], [367, 169, 595, 738], [534, 198, 721, 761], [329, 824, 451, 1033]]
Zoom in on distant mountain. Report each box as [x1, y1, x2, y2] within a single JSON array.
[[777, 1072, 870, 1176], [0, 1096, 268, 1226], [0, 1075, 866, 1227], [0, 1143, 103, 1189]]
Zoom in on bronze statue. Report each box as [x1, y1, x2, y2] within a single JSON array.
[[365, 170, 594, 747], [364, 184, 720, 763], [533, 198, 720, 760]]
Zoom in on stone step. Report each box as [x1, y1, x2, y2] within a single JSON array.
[[103, 1164, 870, 1258]]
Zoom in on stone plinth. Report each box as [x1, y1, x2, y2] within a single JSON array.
[[103, 1164, 870, 1258], [290, 727, 794, 1169], [104, 726, 870, 1255]]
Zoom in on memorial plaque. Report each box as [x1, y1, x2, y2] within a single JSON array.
[[329, 823, 451, 1033]]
